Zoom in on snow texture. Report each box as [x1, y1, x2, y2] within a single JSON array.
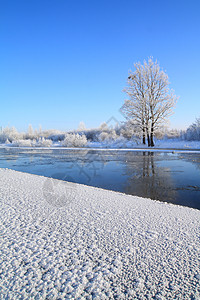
[[0, 168, 200, 299]]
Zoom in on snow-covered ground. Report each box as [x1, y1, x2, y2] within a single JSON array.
[[1, 138, 200, 150], [149, 139, 200, 150], [88, 139, 200, 150], [0, 169, 200, 299]]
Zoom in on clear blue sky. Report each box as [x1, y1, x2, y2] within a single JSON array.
[[1, 0, 200, 132]]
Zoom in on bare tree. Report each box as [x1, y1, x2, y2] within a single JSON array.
[[121, 58, 178, 147]]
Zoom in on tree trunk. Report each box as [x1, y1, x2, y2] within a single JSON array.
[[150, 124, 154, 147], [142, 126, 146, 144], [147, 131, 151, 147], [141, 119, 146, 145]]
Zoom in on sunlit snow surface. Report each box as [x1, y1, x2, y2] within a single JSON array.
[[0, 169, 200, 299]]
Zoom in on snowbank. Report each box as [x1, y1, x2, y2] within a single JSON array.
[[0, 169, 200, 299]]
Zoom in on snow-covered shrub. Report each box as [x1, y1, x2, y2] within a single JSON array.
[[36, 137, 53, 147], [11, 139, 33, 147], [61, 133, 87, 147], [10, 137, 53, 147]]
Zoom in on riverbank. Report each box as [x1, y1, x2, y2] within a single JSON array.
[[1, 145, 200, 154], [0, 168, 200, 299], [1, 139, 200, 151]]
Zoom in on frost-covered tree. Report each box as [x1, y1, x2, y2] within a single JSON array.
[[120, 120, 142, 140], [28, 124, 34, 136], [0, 126, 21, 143], [78, 121, 86, 131], [164, 128, 181, 139], [185, 117, 200, 140], [99, 130, 118, 142], [121, 62, 147, 144], [99, 122, 109, 132], [38, 125, 42, 135], [121, 58, 178, 147]]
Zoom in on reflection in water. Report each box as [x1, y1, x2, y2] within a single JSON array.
[[0, 148, 200, 209], [2, 147, 20, 164], [124, 152, 177, 203], [178, 153, 200, 170]]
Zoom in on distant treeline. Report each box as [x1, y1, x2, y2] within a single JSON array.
[[0, 117, 200, 147]]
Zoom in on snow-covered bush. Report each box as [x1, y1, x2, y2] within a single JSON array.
[[36, 137, 53, 147], [11, 139, 33, 147], [10, 137, 53, 147], [61, 133, 87, 147]]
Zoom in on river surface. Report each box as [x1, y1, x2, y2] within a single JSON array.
[[0, 147, 200, 210]]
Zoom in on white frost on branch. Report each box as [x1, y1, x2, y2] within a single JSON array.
[[121, 58, 178, 146]]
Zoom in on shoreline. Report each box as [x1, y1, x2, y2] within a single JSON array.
[[1, 168, 200, 298], [1, 144, 200, 153]]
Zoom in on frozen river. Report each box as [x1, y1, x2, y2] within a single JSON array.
[[0, 147, 200, 209]]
